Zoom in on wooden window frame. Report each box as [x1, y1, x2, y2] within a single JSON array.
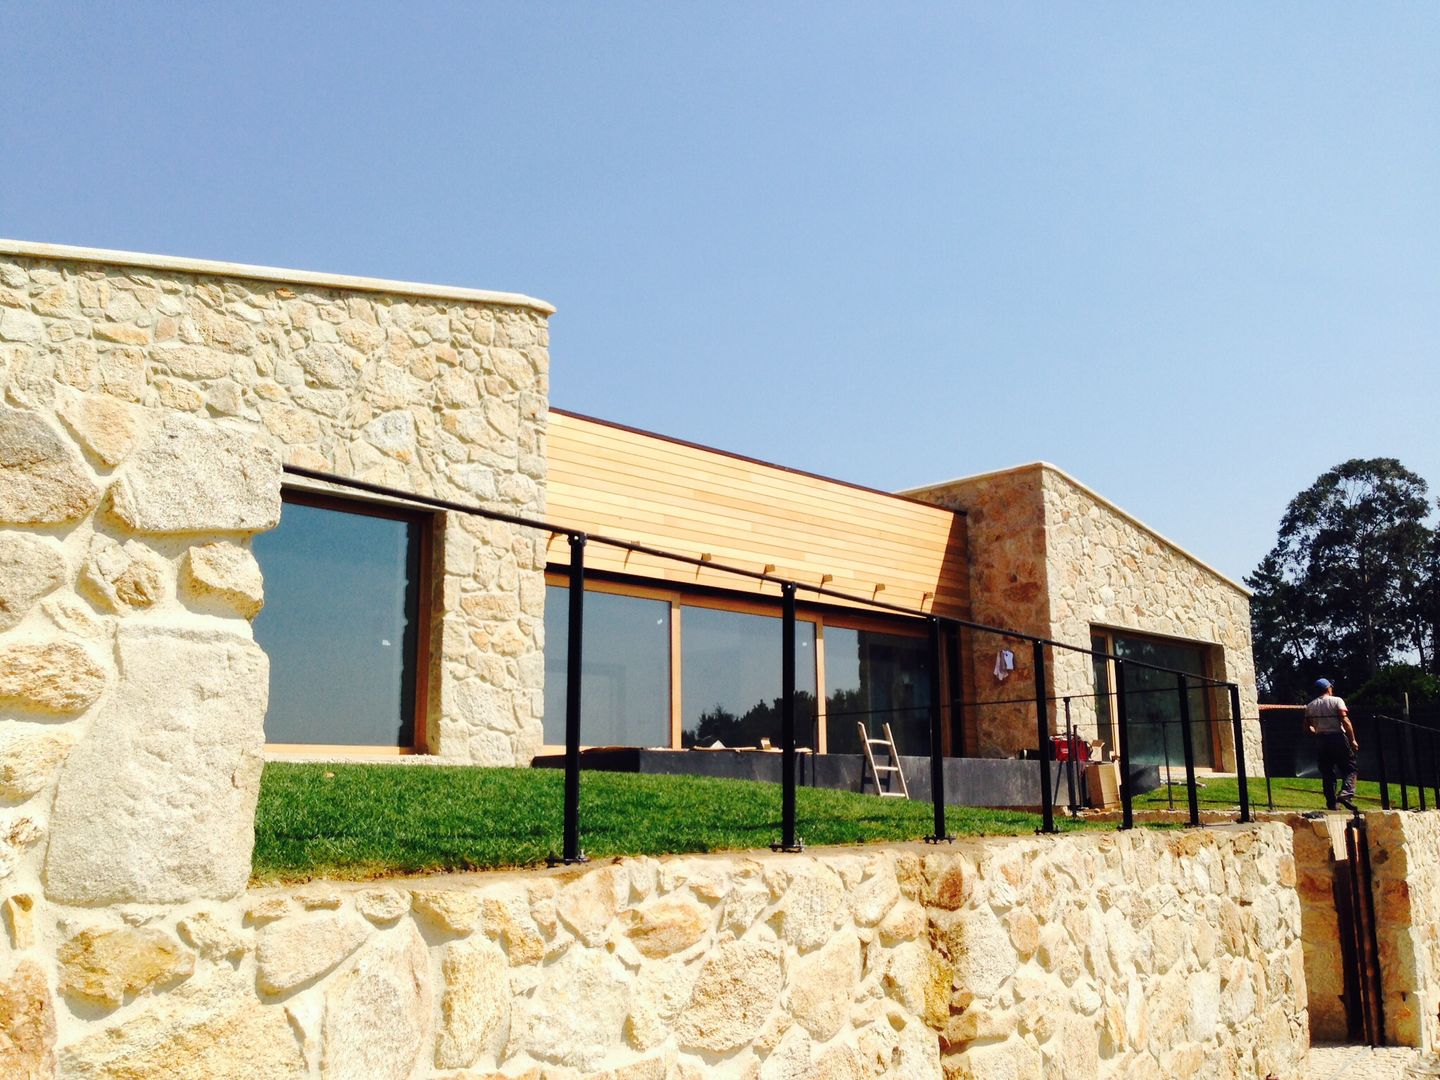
[[264, 486, 436, 757]]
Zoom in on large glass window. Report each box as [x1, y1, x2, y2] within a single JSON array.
[[543, 585, 671, 748], [253, 494, 426, 748], [1100, 631, 1214, 768], [824, 627, 931, 756], [680, 606, 817, 749], [1091, 633, 1115, 758]]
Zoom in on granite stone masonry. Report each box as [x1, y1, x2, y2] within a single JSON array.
[[907, 464, 1259, 770], [0, 241, 553, 769], [3, 827, 1308, 1079], [1367, 811, 1440, 1052]]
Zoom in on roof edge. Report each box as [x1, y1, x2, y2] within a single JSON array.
[[0, 238, 556, 316], [902, 461, 1251, 597]]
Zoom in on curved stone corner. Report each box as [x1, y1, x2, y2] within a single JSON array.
[[43, 624, 269, 905]]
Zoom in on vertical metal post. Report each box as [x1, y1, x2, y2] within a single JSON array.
[[1034, 641, 1056, 834], [1418, 734, 1429, 813], [925, 618, 950, 843], [1063, 697, 1079, 815], [1115, 659, 1134, 830], [1399, 720, 1410, 811], [1229, 684, 1251, 823], [1177, 673, 1200, 827], [773, 583, 801, 852], [1374, 715, 1390, 811], [561, 533, 588, 865]]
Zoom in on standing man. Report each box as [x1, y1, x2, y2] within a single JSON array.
[[1305, 678, 1359, 812]]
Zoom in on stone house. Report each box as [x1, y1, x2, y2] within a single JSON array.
[[0, 238, 1256, 825]]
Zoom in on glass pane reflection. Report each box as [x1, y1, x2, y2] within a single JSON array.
[[253, 500, 420, 747], [825, 627, 931, 756], [543, 585, 671, 748], [681, 606, 817, 749], [1112, 634, 1213, 768]]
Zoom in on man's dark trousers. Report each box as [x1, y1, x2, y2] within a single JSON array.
[[1316, 731, 1358, 809]]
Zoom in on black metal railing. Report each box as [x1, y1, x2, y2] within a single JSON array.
[[283, 464, 1272, 858], [1255, 708, 1440, 815]]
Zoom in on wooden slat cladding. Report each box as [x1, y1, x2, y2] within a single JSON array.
[[545, 411, 970, 618]]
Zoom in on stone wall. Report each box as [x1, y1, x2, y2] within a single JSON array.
[[1367, 811, 1440, 1051], [1288, 814, 1350, 1041], [1041, 469, 1258, 772], [908, 464, 1259, 769], [0, 826, 1307, 1079], [911, 467, 1050, 759], [0, 241, 553, 765]]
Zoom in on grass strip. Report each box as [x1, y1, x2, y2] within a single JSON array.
[[253, 762, 1098, 883], [1133, 776, 1430, 812]]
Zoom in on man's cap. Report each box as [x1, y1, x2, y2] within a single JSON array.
[[1314, 678, 1332, 693]]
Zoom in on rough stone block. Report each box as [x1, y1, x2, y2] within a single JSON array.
[[435, 936, 510, 1069], [321, 925, 433, 1080], [57, 971, 304, 1080], [0, 959, 55, 1080], [0, 727, 75, 800], [108, 412, 281, 534], [44, 625, 268, 904], [524, 949, 631, 1070], [674, 939, 783, 1052], [57, 925, 195, 1007], [255, 911, 371, 996], [56, 393, 143, 467], [80, 533, 167, 612], [0, 406, 100, 524], [0, 637, 107, 713], [182, 541, 264, 618], [0, 533, 66, 631]]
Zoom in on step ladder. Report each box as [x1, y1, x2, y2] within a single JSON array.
[[858, 722, 910, 799]]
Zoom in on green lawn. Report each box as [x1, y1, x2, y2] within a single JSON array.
[[253, 763, 1092, 883], [1134, 775, 1434, 813]]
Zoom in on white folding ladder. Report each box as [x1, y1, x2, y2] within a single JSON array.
[[858, 722, 910, 799]]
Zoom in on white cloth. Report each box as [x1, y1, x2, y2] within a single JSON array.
[[993, 649, 1015, 681]]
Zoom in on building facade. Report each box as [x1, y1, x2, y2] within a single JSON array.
[[0, 240, 1255, 792]]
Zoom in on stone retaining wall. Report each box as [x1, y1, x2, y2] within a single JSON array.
[[908, 464, 1258, 769], [0, 825, 1307, 1079], [1367, 811, 1440, 1051], [1289, 814, 1350, 1042]]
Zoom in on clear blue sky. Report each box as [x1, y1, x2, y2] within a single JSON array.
[[5, 3, 1437, 583]]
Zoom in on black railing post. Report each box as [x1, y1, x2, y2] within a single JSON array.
[[1228, 684, 1251, 823], [773, 582, 801, 852], [1063, 697, 1079, 816], [924, 618, 951, 843], [1177, 674, 1200, 827], [1034, 641, 1056, 834], [1374, 715, 1391, 811], [1399, 719, 1411, 811], [1418, 728, 1429, 813], [1115, 659, 1134, 830], [560, 533, 588, 865]]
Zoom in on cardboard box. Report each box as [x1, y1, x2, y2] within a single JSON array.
[[1085, 762, 1120, 809]]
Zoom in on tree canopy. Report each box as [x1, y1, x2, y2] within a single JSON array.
[[1247, 458, 1437, 704]]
